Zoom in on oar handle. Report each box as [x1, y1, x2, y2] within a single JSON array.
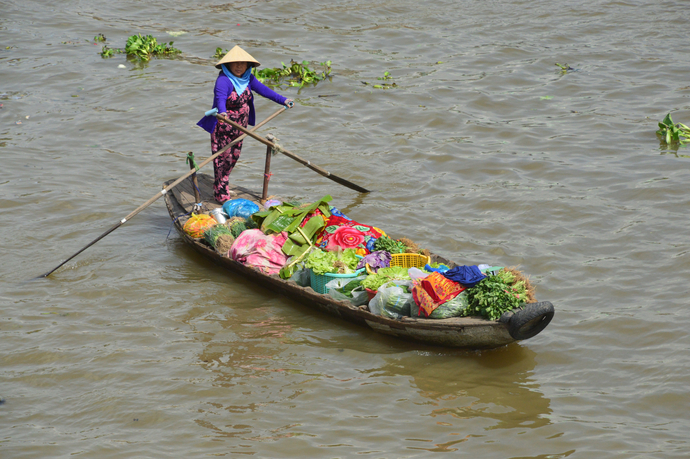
[[215, 113, 331, 178], [214, 112, 370, 193]]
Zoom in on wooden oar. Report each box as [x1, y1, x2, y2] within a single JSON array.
[[37, 107, 287, 278], [214, 113, 371, 193]]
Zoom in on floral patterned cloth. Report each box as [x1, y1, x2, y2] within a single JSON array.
[[210, 86, 252, 203], [229, 229, 289, 275], [412, 272, 466, 317], [315, 214, 386, 256]]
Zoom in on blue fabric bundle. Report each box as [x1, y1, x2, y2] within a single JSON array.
[[442, 265, 486, 288]]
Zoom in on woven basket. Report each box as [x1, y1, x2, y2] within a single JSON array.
[[366, 253, 431, 275], [310, 268, 365, 295]]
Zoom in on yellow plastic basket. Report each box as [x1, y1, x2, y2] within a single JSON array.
[[366, 253, 431, 275]]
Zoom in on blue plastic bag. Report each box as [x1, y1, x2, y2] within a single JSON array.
[[222, 199, 260, 220]]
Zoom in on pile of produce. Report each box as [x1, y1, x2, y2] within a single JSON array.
[[186, 197, 537, 323]]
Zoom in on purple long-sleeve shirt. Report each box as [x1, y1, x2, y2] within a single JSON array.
[[197, 71, 288, 133]]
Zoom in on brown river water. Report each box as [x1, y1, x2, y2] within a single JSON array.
[[2, 0, 690, 457]]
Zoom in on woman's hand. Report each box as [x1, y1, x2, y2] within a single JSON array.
[[285, 99, 294, 109]]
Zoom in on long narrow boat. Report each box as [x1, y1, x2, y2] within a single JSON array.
[[164, 173, 554, 349]]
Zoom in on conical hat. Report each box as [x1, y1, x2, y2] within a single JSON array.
[[215, 45, 260, 69]]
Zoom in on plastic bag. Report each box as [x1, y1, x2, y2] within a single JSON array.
[[415, 290, 469, 319], [369, 280, 414, 319], [408, 267, 430, 280], [288, 263, 311, 287], [223, 199, 260, 220], [183, 213, 217, 238], [325, 275, 368, 306]]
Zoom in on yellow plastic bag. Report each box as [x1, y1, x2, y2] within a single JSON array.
[[183, 213, 217, 238]]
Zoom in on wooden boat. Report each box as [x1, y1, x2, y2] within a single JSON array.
[[164, 173, 554, 349]]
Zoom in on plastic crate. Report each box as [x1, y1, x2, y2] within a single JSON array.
[[309, 268, 365, 295], [366, 253, 431, 274]]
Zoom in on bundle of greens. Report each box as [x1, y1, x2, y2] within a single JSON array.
[[374, 236, 407, 254], [361, 266, 410, 291], [335, 278, 364, 299], [305, 248, 359, 275], [465, 268, 534, 320]]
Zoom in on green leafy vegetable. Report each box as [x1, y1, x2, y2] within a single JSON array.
[[336, 279, 364, 298], [305, 248, 359, 275], [465, 268, 530, 320], [361, 266, 410, 291], [374, 236, 407, 254]]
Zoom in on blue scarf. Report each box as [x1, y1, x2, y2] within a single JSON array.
[[221, 64, 251, 95]]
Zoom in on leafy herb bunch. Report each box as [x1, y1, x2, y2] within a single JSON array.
[[465, 269, 531, 320], [374, 235, 407, 254]]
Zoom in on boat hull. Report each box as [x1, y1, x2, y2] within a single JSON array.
[[163, 174, 551, 349]]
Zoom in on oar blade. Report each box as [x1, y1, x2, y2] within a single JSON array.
[[325, 173, 371, 193]]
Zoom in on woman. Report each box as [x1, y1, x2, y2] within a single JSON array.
[[198, 45, 293, 203]]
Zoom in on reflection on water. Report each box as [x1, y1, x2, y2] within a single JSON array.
[[182, 296, 551, 454]]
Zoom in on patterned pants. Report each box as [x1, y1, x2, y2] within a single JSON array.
[[210, 88, 252, 203]]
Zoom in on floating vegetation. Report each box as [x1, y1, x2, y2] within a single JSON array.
[[252, 60, 332, 88], [362, 71, 397, 89], [100, 46, 118, 58], [125, 34, 181, 61], [657, 113, 690, 147], [98, 33, 181, 61], [213, 47, 228, 59], [555, 62, 575, 73], [94, 33, 106, 43]]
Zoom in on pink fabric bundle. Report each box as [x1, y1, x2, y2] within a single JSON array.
[[229, 229, 289, 275]]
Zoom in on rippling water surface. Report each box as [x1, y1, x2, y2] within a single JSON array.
[[2, 0, 690, 457]]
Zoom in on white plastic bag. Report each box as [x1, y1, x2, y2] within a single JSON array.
[[408, 267, 430, 280], [369, 280, 415, 319], [325, 275, 368, 306]]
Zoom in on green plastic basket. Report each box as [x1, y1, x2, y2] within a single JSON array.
[[309, 268, 365, 294]]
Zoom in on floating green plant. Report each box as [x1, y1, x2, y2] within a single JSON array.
[[99, 45, 119, 58], [657, 113, 690, 146], [98, 34, 181, 60], [94, 33, 106, 43], [555, 62, 577, 74], [213, 47, 227, 59], [362, 71, 397, 89], [125, 34, 181, 61], [252, 60, 332, 88]]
